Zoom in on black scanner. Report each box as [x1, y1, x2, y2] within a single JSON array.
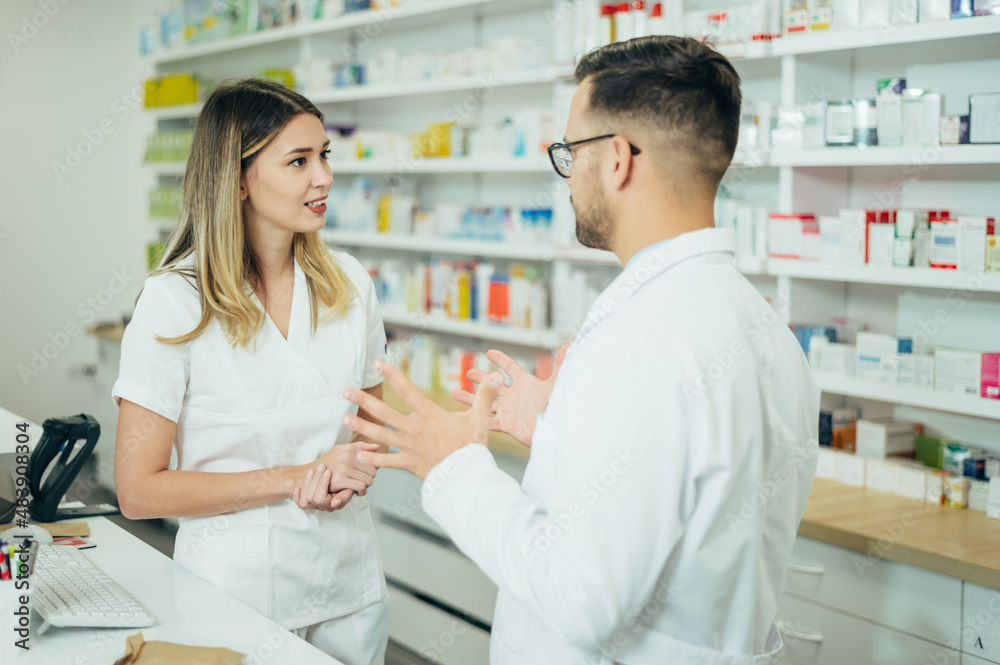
[[27, 414, 101, 523]]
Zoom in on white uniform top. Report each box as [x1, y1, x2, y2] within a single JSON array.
[[112, 249, 388, 629], [422, 228, 820, 665]]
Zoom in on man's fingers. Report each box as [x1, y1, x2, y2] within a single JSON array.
[[331, 489, 354, 509], [359, 450, 411, 471], [473, 372, 505, 421], [451, 388, 475, 407], [485, 349, 527, 380], [343, 387, 408, 430], [372, 360, 427, 412], [343, 413, 403, 448], [452, 387, 500, 413]]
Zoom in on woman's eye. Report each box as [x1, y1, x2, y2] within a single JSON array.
[[290, 157, 306, 167], [320, 149, 330, 161]]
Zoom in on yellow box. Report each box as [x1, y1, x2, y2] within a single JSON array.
[[427, 123, 453, 157], [411, 132, 431, 159], [144, 73, 200, 108]]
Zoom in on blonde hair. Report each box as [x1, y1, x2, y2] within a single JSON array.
[[150, 78, 356, 349]]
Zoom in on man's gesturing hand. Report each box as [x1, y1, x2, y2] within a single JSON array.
[[341, 360, 504, 481], [450, 343, 570, 448]]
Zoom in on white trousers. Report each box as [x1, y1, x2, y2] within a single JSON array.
[[293, 597, 389, 665]]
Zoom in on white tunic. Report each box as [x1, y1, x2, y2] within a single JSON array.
[[422, 228, 819, 664], [112, 249, 388, 629]]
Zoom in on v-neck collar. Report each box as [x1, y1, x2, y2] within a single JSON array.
[[251, 255, 303, 346]]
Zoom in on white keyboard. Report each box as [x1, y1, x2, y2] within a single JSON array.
[[31, 544, 155, 635]]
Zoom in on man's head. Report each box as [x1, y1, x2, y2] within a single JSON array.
[[558, 36, 741, 253]]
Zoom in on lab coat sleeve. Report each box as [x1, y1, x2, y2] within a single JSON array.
[[111, 275, 193, 422], [421, 364, 697, 651]]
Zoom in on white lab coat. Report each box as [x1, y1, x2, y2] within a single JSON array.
[[422, 228, 819, 664], [112, 249, 388, 630]]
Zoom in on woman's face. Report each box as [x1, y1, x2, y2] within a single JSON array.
[[240, 113, 333, 238]]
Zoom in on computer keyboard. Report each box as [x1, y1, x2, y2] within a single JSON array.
[[31, 544, 155, 635]]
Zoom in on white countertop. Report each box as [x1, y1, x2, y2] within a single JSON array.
[[1, 406, 340, 663]]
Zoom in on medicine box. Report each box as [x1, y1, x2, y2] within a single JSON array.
[[867, 219, 896, 267], [836, 451, 867, 487], [838, 209, 867, 264], [935, 347, 982, 396], [944, 442, 973, 474], [957, 216, 989, 271], [970, 479, 990, 512], [856, 332, 903, 383], [983, 352, 1000, 399], [930, 219, 959, 269], [970, 92, 1000, 144], [964, 457, 987, 480], [915, 435, 946, 469], [830, 407, 858, 452], [856, 419, 917, 458], [945, 476, 969, 509], [865, 458, 898, 494], [987, 219, 999, 271], [926, 470, 948, 504], [988, 478, 1000, 520], [894, 464, 927, 501]]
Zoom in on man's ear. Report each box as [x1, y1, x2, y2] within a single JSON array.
[[609, 136, 634, 191]]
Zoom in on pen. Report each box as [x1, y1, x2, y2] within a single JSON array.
[[8, 543, 19, 578]]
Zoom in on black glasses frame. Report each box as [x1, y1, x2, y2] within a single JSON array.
[[547, 134, 642, 178]]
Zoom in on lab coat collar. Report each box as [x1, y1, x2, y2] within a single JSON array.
[[573, 228, 735, 350]]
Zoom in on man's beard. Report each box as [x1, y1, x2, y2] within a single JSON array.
[[572, 189, 612, 251]]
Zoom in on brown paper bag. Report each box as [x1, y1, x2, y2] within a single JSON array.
[[114, 631, 245, 665]]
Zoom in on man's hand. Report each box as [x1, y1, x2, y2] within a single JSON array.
[[450, 343, 570, 448], [341, 360, 504, 480]]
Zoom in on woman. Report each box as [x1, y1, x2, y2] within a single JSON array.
[[112, 78, 389, 664]]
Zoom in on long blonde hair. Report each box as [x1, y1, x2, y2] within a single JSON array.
[[151, 78, 356, 349]]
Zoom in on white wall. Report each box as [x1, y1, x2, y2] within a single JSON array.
[[0, 0, 167, 480]]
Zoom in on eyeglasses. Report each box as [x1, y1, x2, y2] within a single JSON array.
[[547, 134, 642, 178]]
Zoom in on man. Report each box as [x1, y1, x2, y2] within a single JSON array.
[[334, 36, 819, 664]]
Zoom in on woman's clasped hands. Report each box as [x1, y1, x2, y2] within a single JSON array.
[[293, 441, 381, 512]]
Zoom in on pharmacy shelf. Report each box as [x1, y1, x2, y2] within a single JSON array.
[[146, 162, 186, 177], [321, 230, 551, 260], [310, 66, 575, 104], [147, 102, 203, 121], [771, 14, 1000, 57], [769, 145, 1000, 167], [322, 230, 624, 264], [329, 157, 552, 174], [815, 372, 1000, 421], [148, 0, 541, 66], [767, 259, 1000, 292], [381, 307, 566, 348], [146, 67, 575, 120]]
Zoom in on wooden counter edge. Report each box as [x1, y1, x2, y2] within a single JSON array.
[[798, 491, 1000, 592]]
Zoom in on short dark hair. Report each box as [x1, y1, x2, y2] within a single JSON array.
[[575, 36, 741, 190]]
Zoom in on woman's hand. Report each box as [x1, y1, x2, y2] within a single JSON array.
[[450, 344, 570, 448], [292, 442, 380, 511]]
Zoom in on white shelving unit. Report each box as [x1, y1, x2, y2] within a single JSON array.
[[815, 373, 1000, 421], [144, 4, 1000, 445], [381, 307, 567, 348]]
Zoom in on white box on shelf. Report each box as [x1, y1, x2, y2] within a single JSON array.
[[860, 0, 890, 26], [895, 209, 928, 239], [803, 101, 826, 148], [890, 0, 918, 23], [930, 219, 960, 269], [839, 209, 867, 264], [868, 222, 896, 267], [820, 343, 857, 376], [988, 478, 1000, 520], [897, 351, 934, 389], [969, 479, 990, 512], [894, 465, 927, 501], [819, 215, 843, 262], [970, 93, 1000, 144], [918, 0, 952, 21], [856, 332, 901, 383], [958, 216, 988, 272], [816, 447, 838, 480], [877, 94, 902, 147], [913, 227, 931, 267], [836, 451, 867, 487], [934, 347, 982, 396], [926, 471, 946, 505], [902, 90, 941, 147], [856, 418, 917, 459], [893, 237, 914, 267], [865, 458, 899, 493]]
